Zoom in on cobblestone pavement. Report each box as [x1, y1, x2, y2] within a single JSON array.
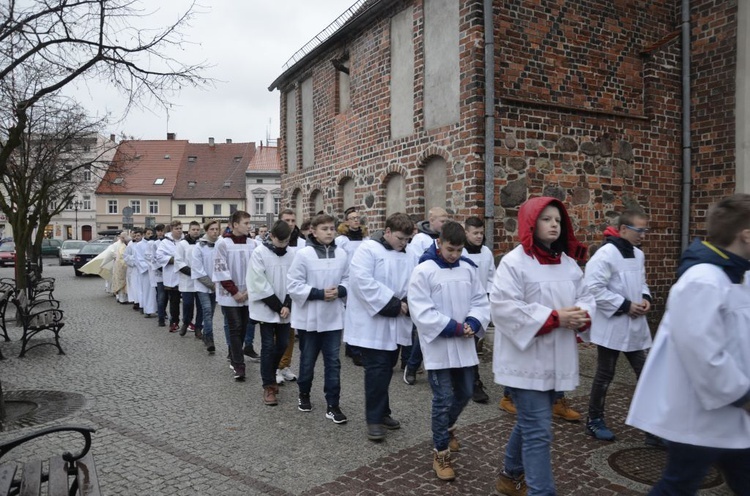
[[0, 263, 735, 495]]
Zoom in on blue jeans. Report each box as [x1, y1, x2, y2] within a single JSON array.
[[649, 442, 750, 496], [181, 291, 203, 330], [428, 367, 474, 451], [196, 292, 216, 340], [297, 329, 342, 407], [406, 327, 423, 370], [504, 388, 556, 495], [504, 387, 564, 402], [259, 322, 290, 387], [360, 348, 399, 424]]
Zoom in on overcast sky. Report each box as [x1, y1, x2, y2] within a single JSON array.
[[66, 1, 358, 145]]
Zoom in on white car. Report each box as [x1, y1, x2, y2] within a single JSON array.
[[58, 240, 87, 266]]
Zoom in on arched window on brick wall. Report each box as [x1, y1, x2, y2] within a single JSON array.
[[311, 190, 324, 215], [293, 189, 303, 223], [385, 173, 406, 218], [340, 177, 355, 211], [424, 157, 447, 215]]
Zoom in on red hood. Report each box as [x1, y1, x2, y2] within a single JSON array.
[[603, 226, 620, 238], [518, 196, 588, 262]]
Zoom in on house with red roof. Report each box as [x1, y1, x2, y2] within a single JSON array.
[[245, 141, 281, 227], [95, 136, 188, 232], [172, 138, 255, 226]]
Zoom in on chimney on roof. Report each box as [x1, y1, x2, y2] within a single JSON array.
[[167, 132, 176, 140], [110, 134, 116, 142], [208, 137, 215, 147], [260, 141, 263, 150], [226, 139, 232, 144]]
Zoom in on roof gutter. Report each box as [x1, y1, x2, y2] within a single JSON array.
[[680, 0, 692, 252], [483, 0, 495, 251]]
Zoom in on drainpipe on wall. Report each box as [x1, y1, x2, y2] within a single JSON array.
[[680, 0, 692, 252], [483, 0, 495, 250]]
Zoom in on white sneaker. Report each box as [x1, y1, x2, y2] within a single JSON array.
[[280, 367, 297, 381], [276, 369, 285, 385]]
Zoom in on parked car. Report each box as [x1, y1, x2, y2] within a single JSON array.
[[73, 242, 109, 276], [59, 240, 87, 266], [41, 238, 62, 256], [0, 242, 15, 267]]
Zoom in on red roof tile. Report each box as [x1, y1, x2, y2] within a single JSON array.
[[96, 140, 188, 196], [172, 142, 256, 199], [247, 145, 280, 172]]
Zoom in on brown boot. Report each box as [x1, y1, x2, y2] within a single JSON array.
[[499, 395, 517, 414], [448, 426, 460, 452], [495, 471, 527, 496], [553, 397, 582, 421], [263, 386, 278, 406], [432, 449, 455, 481]]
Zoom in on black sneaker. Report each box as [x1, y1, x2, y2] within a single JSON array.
[[231, 365, 245, 382], [381, 416, 401, 430], [403, 367, 416, 385], [243, 345, 260, 362], [325, 405, 348, 424], [298, 393, 312, 412], [178, 323, 188, 336], [472, 380, 489, 404]]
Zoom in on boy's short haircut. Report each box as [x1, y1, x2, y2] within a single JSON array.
[[344, 206, 357, 219], [428, 207, 449, 222], [132, 227, 143, 234], [707, 193, 750, 247], [385, 212, 414, 234], [279, 208, 295, 220], [617, 209, 649, 228], [203, 219, 219, 231], [464, 216, 484, 229], [169, 220, 182, 229], [310, 214, 335, 228], [229, 210, 251, 226], [301, 218, 313, 230], [439, 221, 467, 246], [154, 224, 165, 232], [189, 220, 201, 228], [270, 220, 292, 240]]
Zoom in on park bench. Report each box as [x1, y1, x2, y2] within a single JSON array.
[[11, 291, 65, 358], [0, 280, 16, 360], [0, 425, 100, 496]]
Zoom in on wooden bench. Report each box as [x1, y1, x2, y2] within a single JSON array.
[[0, 425, 100, 496], [11, 292, 65, 358]]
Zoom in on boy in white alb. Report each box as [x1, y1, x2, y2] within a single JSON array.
[[247, 220, 294, 406], [408, 221, 491, 482], [338, 206, 370, 367], [191, 220, 220, 353], [627, 194, 750, 495], [155, 221, 183, 332], [584, 210, 654, 443], [491, 197, 594, 495], [344, 213, 416, 441], [287, 214, 349, 423], [213, 211, 257, 381], [462, 216, 494, 404], [136, 228, 157, 317], [175, 221, 202, 337], [123, 229, 142, 310]]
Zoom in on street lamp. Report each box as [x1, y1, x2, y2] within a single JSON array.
[[72, 200, 82, 240]]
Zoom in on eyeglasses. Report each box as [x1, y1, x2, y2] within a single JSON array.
[[624, 225, 649, 234]]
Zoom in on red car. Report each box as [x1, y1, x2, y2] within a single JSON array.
[[0, 242, 16, 267]]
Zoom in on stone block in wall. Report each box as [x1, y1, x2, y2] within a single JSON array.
[[556, 137, 578, 152], [580, 141, 599, 156], [543, 184, 565, 201], [500, 178, 527, 208]]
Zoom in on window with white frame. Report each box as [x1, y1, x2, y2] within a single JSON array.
[[82, 195, 91, 210], [130, 199, 141, 214], [213, 204, 221, 215], [229, 204, 238, 214], [254, 196, 265, 215], [108, 200, 118, 214], [148, 200, 159, 214], [273, 197, 281, 216], [178, 204, 186, 215], [195, 204, 204, 215], [83, 166, 92, 182]]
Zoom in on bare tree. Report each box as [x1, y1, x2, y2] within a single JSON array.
[[0, 97, 130, 289], [0, 0, 210, 179]]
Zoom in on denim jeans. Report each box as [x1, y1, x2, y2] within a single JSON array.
[[196, 292, 216, 340], [427, 367, 474, 451], [588, 346, 646, 419], [297, 329, 342, 407], [406, 327, 423, 370], [259, 322, 290, 387], [504, 387, 563, 402], [650, 442, 750, 496], [221, 307, 254, 349], [181, 291, 204, 330], [360, 348, 399, 424], [156, 282, 167, 323], [222, 306, 248, 374], [504, 388, 556, 495]]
